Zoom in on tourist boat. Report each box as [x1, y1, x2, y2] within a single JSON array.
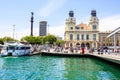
[[0, 42, 33, 57], [0, 44, 4, 54]]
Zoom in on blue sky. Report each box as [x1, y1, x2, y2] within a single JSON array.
[[0, 0, 120, 40]]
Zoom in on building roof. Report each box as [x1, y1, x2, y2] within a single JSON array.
[[76, 22, 89, 30]]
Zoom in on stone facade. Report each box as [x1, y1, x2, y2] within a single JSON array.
[[64, 10, 120, 49], [64, 10, 99, 49], [99, 32, 120, 46]]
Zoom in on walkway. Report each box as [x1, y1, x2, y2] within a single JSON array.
[[32, 48, 120, 65], [92, 51, 120, 59], [42, 49, 120, 64], [89, 52, 120, 65]]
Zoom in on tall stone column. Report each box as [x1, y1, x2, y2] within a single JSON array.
[[30, 12, 34, 36]]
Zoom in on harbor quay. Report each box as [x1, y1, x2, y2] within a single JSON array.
[[31, 45, 120, 66], [1, 51, 120, 80]]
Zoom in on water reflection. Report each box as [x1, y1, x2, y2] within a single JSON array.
[[0, 56, 120, 80], [63, 58, 120, 80]]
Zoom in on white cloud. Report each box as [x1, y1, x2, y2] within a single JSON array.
[[49, 25, 65, 37], [99, 14, 120, 32], [39, 0, 67, 17], [1, 14, 120, 40]]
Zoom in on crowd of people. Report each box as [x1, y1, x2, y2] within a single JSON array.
[[31, 44, 120, 55]]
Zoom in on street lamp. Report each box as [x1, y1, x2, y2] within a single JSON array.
[[13, 25, 15, 39]]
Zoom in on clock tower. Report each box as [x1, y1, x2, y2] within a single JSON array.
[[89, 10, 99, 48], [64, 11, 76, 47], [89, 10, 99, 31]]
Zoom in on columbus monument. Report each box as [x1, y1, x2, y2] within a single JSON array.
[[30, 12, 34, 36]]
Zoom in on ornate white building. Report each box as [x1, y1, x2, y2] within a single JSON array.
[[64, 10, 99, 49]]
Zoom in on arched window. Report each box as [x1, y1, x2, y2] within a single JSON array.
[[82, 34, 84, 40], [86, 34, 89, 40], [93, 25, 96, 30], [76, 43, 80, 48], [81, 27, 84, 30], [86, 43, 90, 49], [75, 26, 80, 30], [93, 34, 96, 40], [70, 34, 73, 40], [70, 27, 73, 30], [70, 43, 73, 47], [94, 43, 96, 48], [81, 43, 85, 48], [77, 34, 79, 40]]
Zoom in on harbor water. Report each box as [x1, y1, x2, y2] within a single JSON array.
[[0, 55, 120, 80]]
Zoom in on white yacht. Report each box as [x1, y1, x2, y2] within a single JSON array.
[[0, 42, 33, 57]]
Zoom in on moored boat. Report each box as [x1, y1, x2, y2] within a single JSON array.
[[0, 42, 33, 57]]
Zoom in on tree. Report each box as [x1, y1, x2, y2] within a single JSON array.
[[2, 36, 17, 42], [21, 36, 35, 44], [34, 36, 43, 44], [43, 35, 57, 44], [0, 38, 4, 44], [21, 35, 57, 45], [55, 40, 65, 46], [21, 36, 43, 44]]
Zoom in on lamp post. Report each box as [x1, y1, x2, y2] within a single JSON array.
[[13, 25, 15, 39]]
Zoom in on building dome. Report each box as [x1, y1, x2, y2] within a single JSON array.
[[91, 10, 96, 17], [69, 10, 74, 17]]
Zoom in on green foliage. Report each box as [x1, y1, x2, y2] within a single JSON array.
[[21, 35, 58, 45], [43, 35, 57, 44], [35, 36, 43, 44], [0, 38, 4, 44], [55, 40, 65, 46], [0, 36, 17, 44], [21, 35, 65, 46], [2, 36, 17, 42], [21, 36, 43, 44], [0, 35, 60, 45]]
